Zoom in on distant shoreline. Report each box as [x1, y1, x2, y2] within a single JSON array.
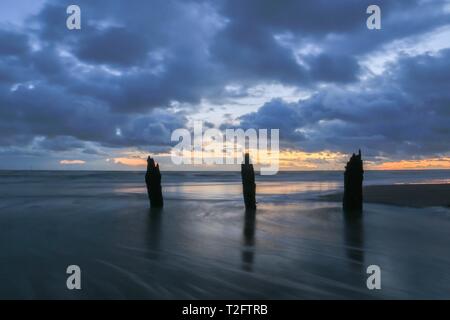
[[323, 184, 450, 208]]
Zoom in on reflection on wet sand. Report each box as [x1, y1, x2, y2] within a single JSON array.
[[115, 181, 340, 200], [3, 170, 450, 299], [343, 213, 365, 267], [241, 210, 256, 272], [146, 208, 164, 260]]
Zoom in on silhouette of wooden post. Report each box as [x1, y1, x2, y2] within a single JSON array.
[[343, 150, 364, 212], [145, 156, 164, 208], [241, 153, 256, 210]]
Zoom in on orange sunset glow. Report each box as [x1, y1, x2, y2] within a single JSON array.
[[110, 151, 450, 171], [368, 158, 450, 170]]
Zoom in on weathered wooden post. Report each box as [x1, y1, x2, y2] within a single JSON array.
[[343, 149, 364, 212], [145, 156, 164, 208], [241, 153, 256, 210]]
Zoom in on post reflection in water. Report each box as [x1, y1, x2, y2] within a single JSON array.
[[241, 209, 256, 272], [146, 207, 164, 260], [343, 212, 365, 267]]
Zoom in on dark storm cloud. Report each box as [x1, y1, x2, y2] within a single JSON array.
[[0, 29, 29, 56], [226, 98, 306, 142], [75, 27, 150, 67], [31, 48, 65, 76], [24, 0, 226, 113], [210, 22, 309, 85], [238, 50, 450, 160], [210, 0, 449, 85], [0, 0, 449, 164], [0, 80, 187, 149], [37, 136, 85, 151], [215, 0, 449, 53], [306, 53, 361, 83]]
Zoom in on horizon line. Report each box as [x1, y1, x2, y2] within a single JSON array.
[[1, 168, 450, 172]]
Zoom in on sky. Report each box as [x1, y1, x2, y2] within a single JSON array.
[[0, 0, 449, 171]]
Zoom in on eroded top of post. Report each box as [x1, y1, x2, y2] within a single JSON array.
[[147, 156, 157, 168]]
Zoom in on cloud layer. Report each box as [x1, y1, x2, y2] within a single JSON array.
[[0, 0, 449, 169]]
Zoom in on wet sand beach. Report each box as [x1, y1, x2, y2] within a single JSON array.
[[1, 170, 450, 299], [324, 184, 450, 208]]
